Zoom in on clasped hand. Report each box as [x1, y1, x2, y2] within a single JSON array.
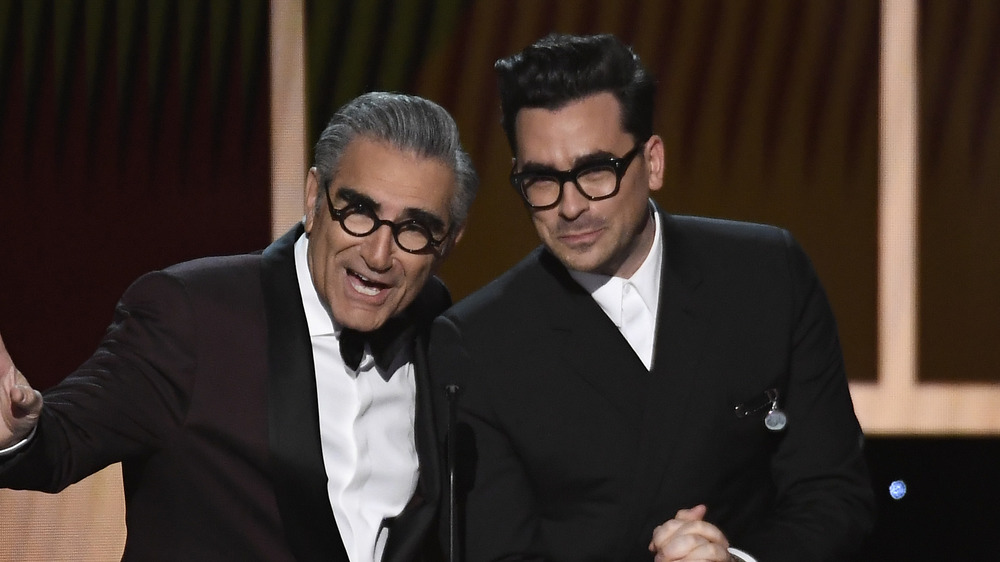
[[648, 504, 735, 562]]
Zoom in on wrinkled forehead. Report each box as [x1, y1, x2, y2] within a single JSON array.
[[332, 137, 457, 221]]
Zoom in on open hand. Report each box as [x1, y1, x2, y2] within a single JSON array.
[[0, 332, 43, 449]]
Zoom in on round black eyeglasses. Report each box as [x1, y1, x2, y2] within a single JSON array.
[[509, 142, 645, 210], [324, 188, 449, 254]]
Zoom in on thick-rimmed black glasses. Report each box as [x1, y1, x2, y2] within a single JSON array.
[[510, 142, 645, 209], [324, 188, 449, 254]]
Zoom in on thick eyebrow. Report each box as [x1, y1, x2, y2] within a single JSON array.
[[516, 149, 619, 174], [404, 208, 448, 234], [333, 186, 448, 233], [334, 186, 380, 210]]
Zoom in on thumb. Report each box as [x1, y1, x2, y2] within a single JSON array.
[[11, 383, 43, 418], [674, 504, 708, 522]]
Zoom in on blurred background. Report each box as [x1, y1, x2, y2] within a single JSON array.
[[1, 0, 997, 559]]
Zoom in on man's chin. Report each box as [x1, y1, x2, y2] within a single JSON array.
[[332, 305, 394, 332], [551, 246, 607, 274]]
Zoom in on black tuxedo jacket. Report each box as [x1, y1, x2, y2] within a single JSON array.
[[429, 211, 874, 562], [0, 225, 447, 561]]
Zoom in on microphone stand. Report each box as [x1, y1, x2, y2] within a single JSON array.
[[445, 384, 461, 562]]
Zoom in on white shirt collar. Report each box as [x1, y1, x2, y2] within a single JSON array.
[[568, 204, 663, 328]]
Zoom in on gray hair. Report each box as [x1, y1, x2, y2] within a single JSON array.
[[313, 91, 479, 226]]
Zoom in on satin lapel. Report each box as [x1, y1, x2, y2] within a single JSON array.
[[261, 225, 349, 562], [538, 251, 648, 428], [624, 211, 713, 542], [381, 277, 449, 562], [380, 330, 440, 562]]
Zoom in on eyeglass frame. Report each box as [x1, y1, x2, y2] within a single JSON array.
[[323, 186, 451, 254], [509, 141, 647, 210]]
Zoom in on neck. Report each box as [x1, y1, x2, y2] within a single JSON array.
[[611, 205, 657, 279]]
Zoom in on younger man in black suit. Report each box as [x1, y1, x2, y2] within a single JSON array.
[[430, 34, 873, 562]]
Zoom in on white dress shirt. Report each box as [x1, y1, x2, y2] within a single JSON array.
[[295, 234, 419, 562]]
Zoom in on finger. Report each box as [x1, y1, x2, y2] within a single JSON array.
[[0, 335, 17, 383], [0, 332, 14, 371], [9, 384, 24, 404], [12, 384, 42, 415], [680, 519, 729, 547], [651, 519, 729, 556], [675, 504, 707, 521], [652, 504, 707, 549], [650, 505, 710, 551], [650, 518, 687, 550], [675, 539, 732, 562], [653, 531, 710, 561], [656, 532, 731, 562]]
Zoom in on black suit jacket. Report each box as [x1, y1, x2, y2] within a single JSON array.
[[429, 210, 874, 562], [0, 225, 447, 561]]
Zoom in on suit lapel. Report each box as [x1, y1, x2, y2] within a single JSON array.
[[644, 211, 711, 464], [625, 210, 714, 544], [261, 225, 350, 562], [380, 277, 450, 562], [537, 250, 648, 428], [380, 331, 440, 562]]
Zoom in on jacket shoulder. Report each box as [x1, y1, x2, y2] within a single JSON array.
[[668, 214, 790, 248], [664, 214, 802, 271], [442, 247, 552, 323]]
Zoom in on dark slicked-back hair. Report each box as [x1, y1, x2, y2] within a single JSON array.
[[495, 33, 656, 155]]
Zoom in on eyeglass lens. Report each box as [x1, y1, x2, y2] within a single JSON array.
[[340, 210, 430, 252], [513, 143, 643, 209], [521, 165, 618, 208]]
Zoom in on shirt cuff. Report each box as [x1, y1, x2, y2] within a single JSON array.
[[729, 547, 758, 562], [0, 427, 37, 456]]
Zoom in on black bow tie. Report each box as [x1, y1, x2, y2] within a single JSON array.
[[339, 316, 415, 377]]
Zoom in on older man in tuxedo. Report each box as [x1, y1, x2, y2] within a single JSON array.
[[0, 92, 477, 562]]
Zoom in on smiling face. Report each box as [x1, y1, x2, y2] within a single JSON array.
[[513, 92, 664, 278], [303, 136, 463, 332]]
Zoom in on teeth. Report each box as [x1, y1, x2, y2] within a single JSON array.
[[355, 282, 380, 296], [350, 271, 383, 296]]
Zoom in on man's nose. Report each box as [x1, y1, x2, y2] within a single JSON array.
[[558, 180, 589, 220], [360, 224, 395, 271]]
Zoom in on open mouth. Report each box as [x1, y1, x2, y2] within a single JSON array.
[[348, 270, 390, 296]]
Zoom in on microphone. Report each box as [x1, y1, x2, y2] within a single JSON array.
[[445, 384, 462, 562]]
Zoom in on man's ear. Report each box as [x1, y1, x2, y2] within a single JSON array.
[[436, 222, 466, 262], [450, 222, 467, 248], [304, 167, 321, 234], [645, 135, 665, 193], [429, 221, 465, 277]]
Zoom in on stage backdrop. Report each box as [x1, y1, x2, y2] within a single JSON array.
[[1, 0, 998, 560]]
